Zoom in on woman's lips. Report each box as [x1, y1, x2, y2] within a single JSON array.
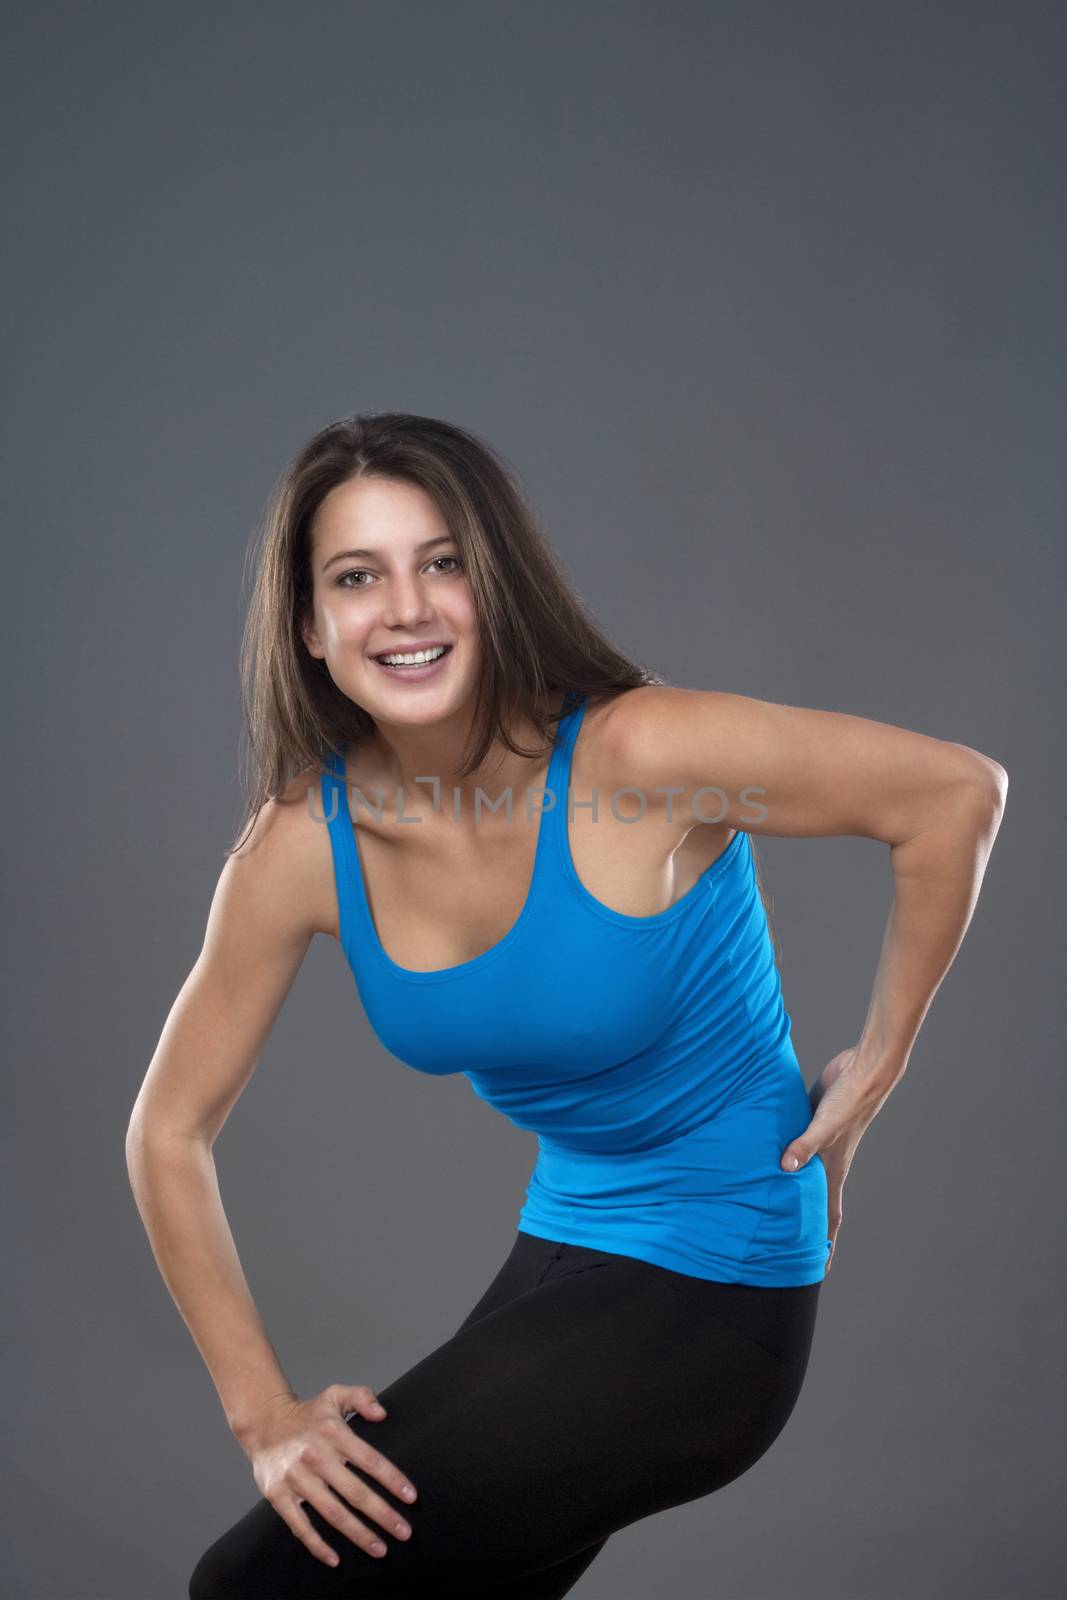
[[371, 644, 453, 681]]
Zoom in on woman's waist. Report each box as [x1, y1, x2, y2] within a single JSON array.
[[532, 1050, 812, 1177], [527, 1043, 809, 1158]]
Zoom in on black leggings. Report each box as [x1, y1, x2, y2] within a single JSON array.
[[189, 1231, 822, 1599]]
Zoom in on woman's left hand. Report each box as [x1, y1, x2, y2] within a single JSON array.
[[780, 1045, 899, 1275]]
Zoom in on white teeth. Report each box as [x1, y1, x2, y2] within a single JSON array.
[[378, 646, 447, 666]]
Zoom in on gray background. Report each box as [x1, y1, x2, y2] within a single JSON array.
[[4, 3, 1063, 1597]]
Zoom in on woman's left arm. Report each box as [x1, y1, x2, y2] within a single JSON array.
[[609, 686, 1009, 1270]]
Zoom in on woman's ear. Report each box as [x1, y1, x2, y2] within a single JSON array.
[[300, 613, 324, 660]]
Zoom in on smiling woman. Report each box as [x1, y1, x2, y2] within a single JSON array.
[[229, 414, 663, 860], [124, 411, 1007, 1600]]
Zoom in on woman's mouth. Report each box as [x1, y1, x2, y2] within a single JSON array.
[[370, 643, 453, 681]]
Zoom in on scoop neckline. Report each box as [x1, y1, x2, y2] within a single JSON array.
[[329, 692, 582, 985]]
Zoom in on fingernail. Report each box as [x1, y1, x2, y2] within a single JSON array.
[[372, 1402, 386, 1414]]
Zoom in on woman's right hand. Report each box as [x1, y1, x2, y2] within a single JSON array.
[[235, 1383, 418, 1569]]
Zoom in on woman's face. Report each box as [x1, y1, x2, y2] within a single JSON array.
[[302, 474, 480, 725]]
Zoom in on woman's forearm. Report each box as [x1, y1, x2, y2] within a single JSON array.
[[849, 771, 1008, 1101], [125, 1129, 297, 1442]]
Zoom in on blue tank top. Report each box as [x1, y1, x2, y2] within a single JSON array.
[[320, 690, 831, 1287]]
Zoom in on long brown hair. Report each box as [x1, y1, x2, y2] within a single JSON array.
[[226, 411, 776, 952]]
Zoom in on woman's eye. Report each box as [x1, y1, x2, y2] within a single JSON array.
[[336, 556, 461, 589]]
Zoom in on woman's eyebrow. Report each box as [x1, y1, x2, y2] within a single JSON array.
[[321, 534, 455, 573]]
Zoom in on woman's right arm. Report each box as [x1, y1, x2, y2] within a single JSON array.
[[127, 776, 420, 1569], [125, 779, 323, 1444]]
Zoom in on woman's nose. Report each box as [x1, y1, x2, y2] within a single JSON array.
[[381, 575, 434, 627]]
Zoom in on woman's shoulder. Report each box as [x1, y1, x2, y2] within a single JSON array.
[[578, 683, 738, 830], [588, 682, 738, 759], [574, 683, 682, 797], [229, 759, 345, 942], [581, 683, 689, 765]]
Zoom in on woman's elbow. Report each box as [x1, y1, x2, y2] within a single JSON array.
[[954, 744, 1009, 804]]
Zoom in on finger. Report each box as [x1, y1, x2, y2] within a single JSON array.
[[335, 1419, 419, 1504], [287, 1469, 390, 1561], [341, 1383, 390, 1423], [781, 1128, 820, 1170], [324, 1457, 413, 1544], [272, 1494, 345, 1570]]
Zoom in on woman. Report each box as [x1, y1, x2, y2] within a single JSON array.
[[127, 412, 1007, 1599]]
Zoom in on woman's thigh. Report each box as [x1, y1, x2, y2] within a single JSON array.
[[189, 1233, 821, 1600]]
